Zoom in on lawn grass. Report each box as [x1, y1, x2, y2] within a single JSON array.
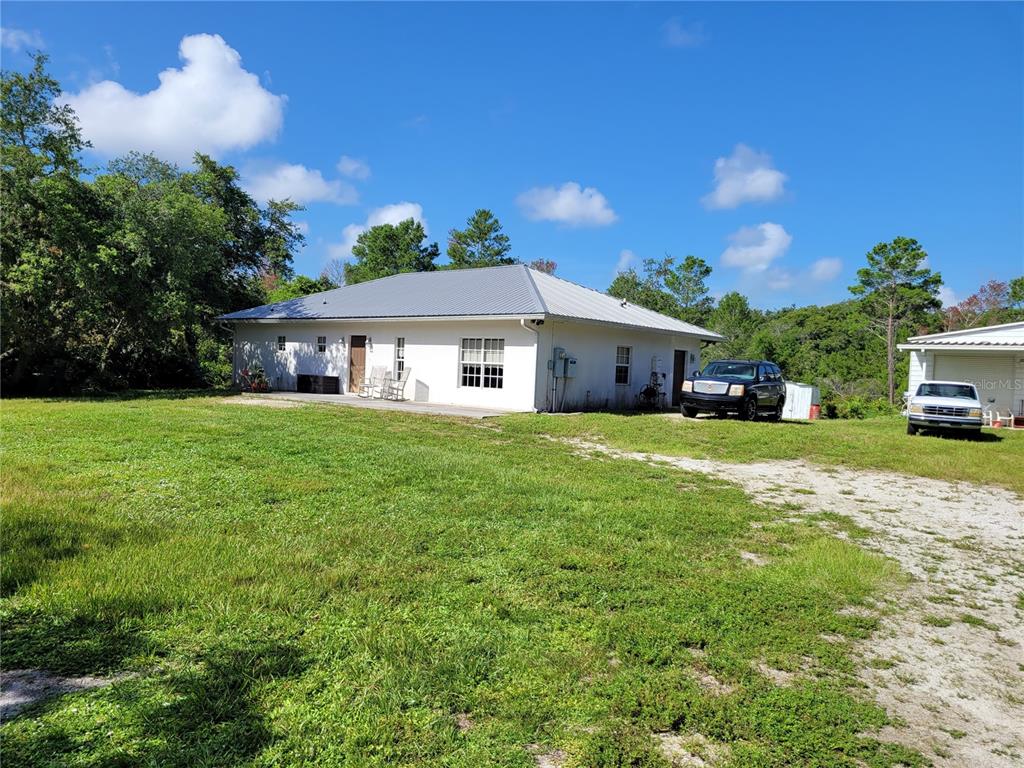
[[499, 412, 1024, 496], [0, 396, 928, 767]]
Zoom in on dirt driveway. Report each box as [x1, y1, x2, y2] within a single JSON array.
[[566, 438, 1024, 767]]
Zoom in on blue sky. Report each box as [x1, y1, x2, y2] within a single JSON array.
[[2, 2, 1022, 308]]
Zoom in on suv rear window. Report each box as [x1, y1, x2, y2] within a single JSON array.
[[916, 383, 978, 400]]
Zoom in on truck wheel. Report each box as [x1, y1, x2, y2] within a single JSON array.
[[681, 405, 698, 418], [770, 399, 784, 422], [742, 398, 759, 421], [906, 422, 917, 436]]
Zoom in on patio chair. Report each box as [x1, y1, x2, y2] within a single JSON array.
[[383, 368, 412, 401], [358, 366, 388, 398]]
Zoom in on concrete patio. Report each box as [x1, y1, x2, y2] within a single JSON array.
[[235, 392, 515, 419]]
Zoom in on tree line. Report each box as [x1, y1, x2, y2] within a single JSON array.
[[0, 56, 551, 394], [607, 244, 1023, 414], [3, 55, 1021, 406]]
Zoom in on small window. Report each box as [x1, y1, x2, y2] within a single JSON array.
[[277, 335, 286, 351], [615, 346, 631, 385], [395, 337, 405, 376], [316, 336, 327, 354], [461, 338, 504, 388]]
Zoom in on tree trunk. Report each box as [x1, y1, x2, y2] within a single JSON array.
[[886, 311, 895, 404]]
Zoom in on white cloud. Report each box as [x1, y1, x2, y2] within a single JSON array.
[[293, 221, 310, 236], [938, 285, 958, 307], [702, 144, 787, 210], [765, 270, 795, 291], [242, 163, 357, 206], [615, 249, 637, 274], [337, 155, 371, 180], [1, 28, 44, 52], [61, 33, 285, 162], [328, 202, 427, 260], [663, 18, 706, 48], [721, 222, 792, 274], [809, 257, 842, 282], [516, 182, 618, 227]]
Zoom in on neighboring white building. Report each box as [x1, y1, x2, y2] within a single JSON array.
[[221, 264, 723, 412], [898, 321, 1024, 416]]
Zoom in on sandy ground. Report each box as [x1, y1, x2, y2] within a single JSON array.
[[565, 437, 1024, 767], [222, 396, 304, 408]]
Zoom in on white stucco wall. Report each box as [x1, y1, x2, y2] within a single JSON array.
[[232, 319, 539, 411], [906, 349, 932, 398], [532, 319, 704, 411]]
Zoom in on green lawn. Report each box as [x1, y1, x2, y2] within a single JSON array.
[[0, 396, 961, 767], [501, 411, 1024, 496]]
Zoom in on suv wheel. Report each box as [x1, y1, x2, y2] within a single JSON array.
[[681, 405, 698, 418], [769, 399, 784, 422], [906, 422, 918, 436], [742, 397, 759, 421]]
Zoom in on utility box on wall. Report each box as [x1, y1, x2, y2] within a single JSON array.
[[564, 356, 577, 378], [551, 347, 566, 378]]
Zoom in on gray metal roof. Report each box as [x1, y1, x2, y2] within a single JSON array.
[[897, 320, 1024, 350], [221, 264, 722, 339]]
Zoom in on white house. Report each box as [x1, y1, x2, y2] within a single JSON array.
[[898, 321, 1024, 417], [221, 264, 723, 412]]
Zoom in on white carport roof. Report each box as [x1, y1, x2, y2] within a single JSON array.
[[221, 264, 723, 341], [897, 321, 1024, 352]]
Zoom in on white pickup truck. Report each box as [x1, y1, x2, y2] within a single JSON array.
[[906, 380, 983, 436]]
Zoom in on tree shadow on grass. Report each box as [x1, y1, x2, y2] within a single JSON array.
[[33, 388, 236, 404], [1, 512, 129, 598], [3, 639, 307, 768], [0, 601, 163, 676]]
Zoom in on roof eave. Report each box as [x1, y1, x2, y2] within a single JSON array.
[[219, 313, 547, 323], [898, 343, 1024, 351], [546, 314, 724, 341]]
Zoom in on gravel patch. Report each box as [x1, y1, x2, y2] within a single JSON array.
[[564, 438, 1024, 767], [1, 669, 123, 720]]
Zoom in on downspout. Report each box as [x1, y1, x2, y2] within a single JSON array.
[[520, 318, 541, 412]]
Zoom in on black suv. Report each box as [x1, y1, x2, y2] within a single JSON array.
[[680, 360, 786, 421]]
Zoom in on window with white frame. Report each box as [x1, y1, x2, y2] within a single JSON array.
[[615, 346, 631, 385], [316, 335, 326, 354], [277, 335, 286, 351], [394, 337, 405, 376], [460, 338, 504, 388]]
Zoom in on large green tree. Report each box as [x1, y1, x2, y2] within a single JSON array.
[[850, 237, 941, 403], [1009, 276, 1024, 309], [265, 274, 338, 303], [608, 261, 679, 318], [1, 55, 304, 393], [446, 209, 514, 269], [607, 255, 714, 326], [663, 255, 713, 327], [343, 219, 439, 285], [706, 291, 759, 360]]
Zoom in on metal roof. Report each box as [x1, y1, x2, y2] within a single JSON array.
[[897, 320, 1024, 350], [221, 264, 722, 340], [527, 268, 721, 339]]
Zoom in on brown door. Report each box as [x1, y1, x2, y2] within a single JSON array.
[[349, 335, 366, 392], [671, 350, 687, 406]]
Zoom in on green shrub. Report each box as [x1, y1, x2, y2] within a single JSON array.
[[823, 395, 899, 420]]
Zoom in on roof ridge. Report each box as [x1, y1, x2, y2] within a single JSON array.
[[522, 265, 550, 314]]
